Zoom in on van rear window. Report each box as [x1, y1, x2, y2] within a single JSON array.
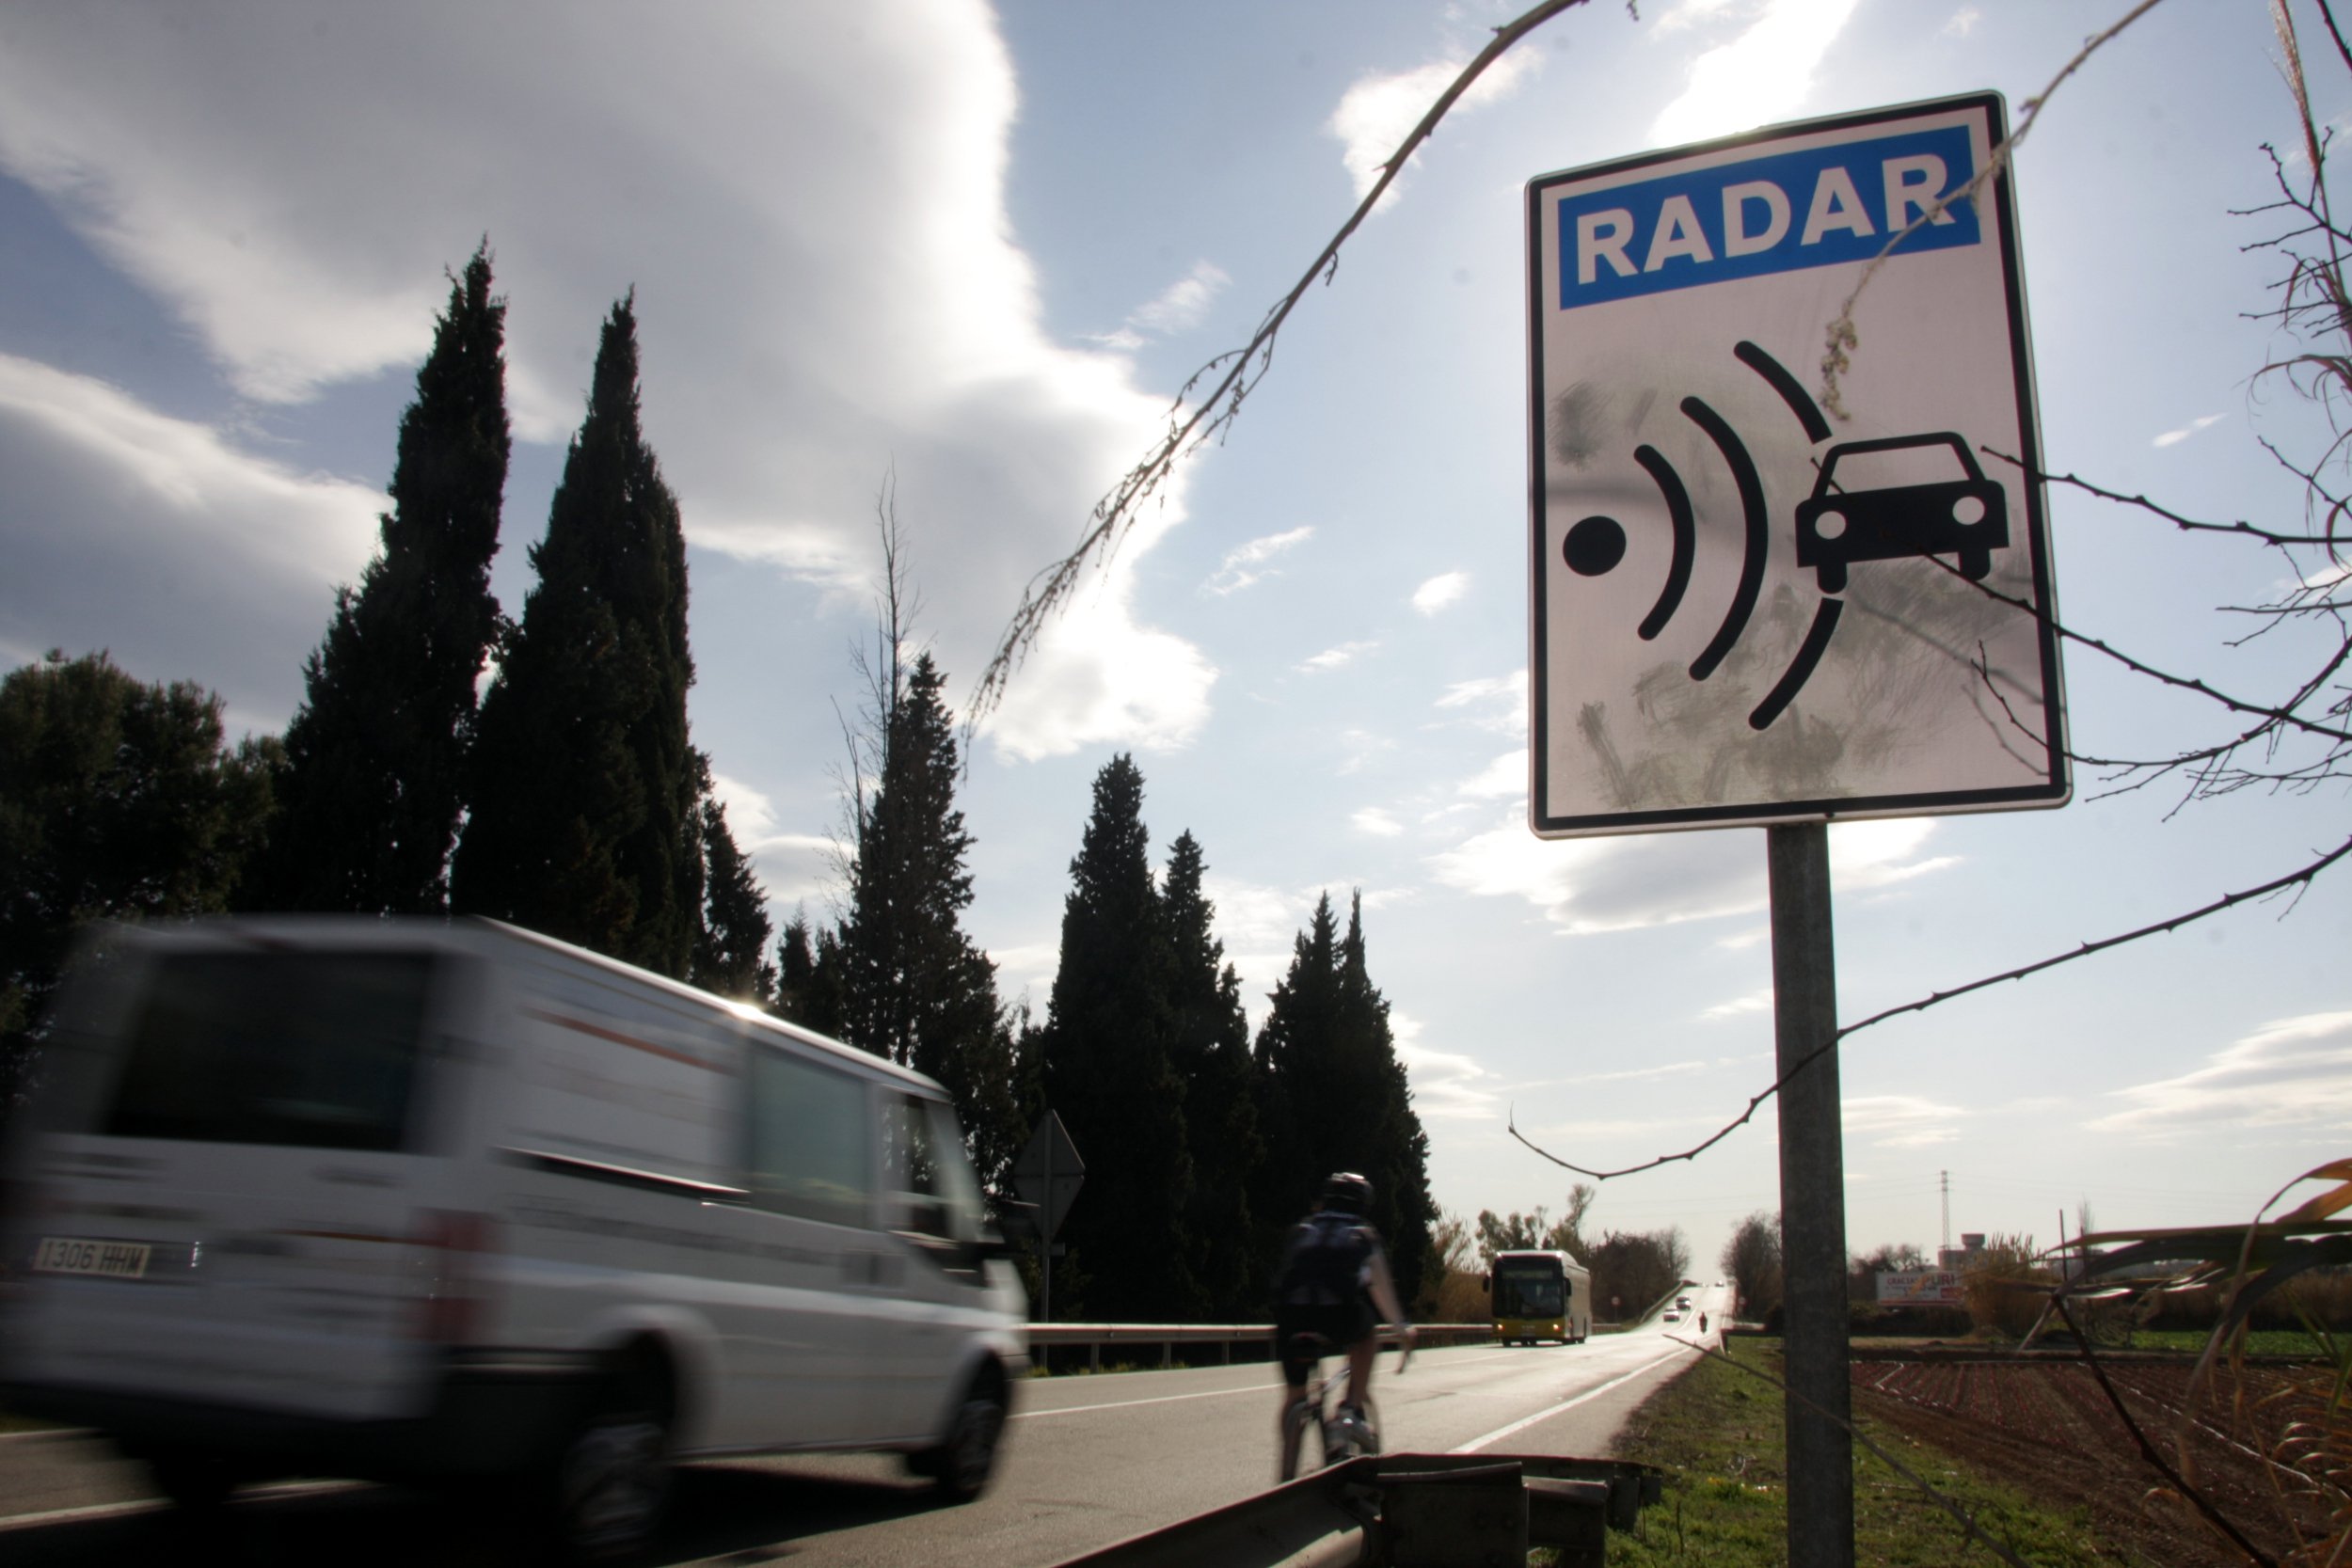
[[102, 951, 437, 1151]]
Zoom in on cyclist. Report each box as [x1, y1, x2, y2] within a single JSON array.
[[1272, 1171, 1416, 1478]]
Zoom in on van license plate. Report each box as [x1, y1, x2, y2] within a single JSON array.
[[32, 1237, 151, 1279]]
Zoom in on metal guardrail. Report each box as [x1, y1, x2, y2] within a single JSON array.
[[1047, 1450, 1664, 1568], [1025, 1323, 1496, 1370]]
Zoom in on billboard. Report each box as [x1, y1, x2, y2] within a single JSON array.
[[1875, 1270, 1965, 1306]]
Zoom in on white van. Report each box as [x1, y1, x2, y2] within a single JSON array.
[[0, 917, 1028, 1554]]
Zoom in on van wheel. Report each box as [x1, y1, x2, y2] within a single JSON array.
[[551, 1380, 672, 1561], [928, 1386, 1007, 1504]]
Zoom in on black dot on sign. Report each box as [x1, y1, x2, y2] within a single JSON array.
[[1564, 515, 1627, 577]]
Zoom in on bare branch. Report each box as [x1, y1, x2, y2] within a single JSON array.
[[1981, 448, 2344, 547], [969, 0, 1597, 727], [1817, 0, 2171, 418], [1932, 546, 2352, 747], [1510, 831, 2352, 1182]]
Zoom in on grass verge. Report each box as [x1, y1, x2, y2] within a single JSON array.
[[1580, 1339, 2116, 1567]]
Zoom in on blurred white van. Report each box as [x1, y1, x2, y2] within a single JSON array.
[[0, 917, 1027, 1555]]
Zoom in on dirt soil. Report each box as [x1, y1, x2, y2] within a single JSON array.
[[1852, 1350, 2340, 1567]]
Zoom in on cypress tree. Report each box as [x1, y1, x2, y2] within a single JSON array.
[[773, 912, 847, 1037], [835, 651, 1022, 1188], [1162, 831, 1263, 1319], [1039, 755, 1197, 1320], [691, 785, 774, 1004], [258, 245, 509, 913], [453, 294, 702, 977], [1253, 891, 1435, 1304]]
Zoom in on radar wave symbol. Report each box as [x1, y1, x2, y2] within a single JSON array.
[[1560, 341, 1841, 733]]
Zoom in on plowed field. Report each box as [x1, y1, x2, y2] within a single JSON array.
[[1852, 1353, 2342, 1566]]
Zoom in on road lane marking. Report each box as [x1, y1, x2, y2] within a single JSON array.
[[1010, 1343, 1618, 1422], [0, 1498, 167, 1532], [1451, 1347, 1692, 1453], [0, 1479, 361, 1533], [1012, 1383, 1268, 1419]]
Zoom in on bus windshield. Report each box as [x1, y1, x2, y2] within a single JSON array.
[[1494, 1260, 1565, 1319]]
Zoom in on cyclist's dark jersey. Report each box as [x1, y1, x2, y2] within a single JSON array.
[[1272, 1211, 1383, 1387], [1274, 1212, 1380, 1308]]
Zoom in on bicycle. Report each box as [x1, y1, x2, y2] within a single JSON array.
[[1278, 1331, 1412, 1481]]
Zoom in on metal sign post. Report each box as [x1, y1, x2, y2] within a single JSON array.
[[1521, 95, 2068, 1568], [1769, 823, 1850, 1567], [1012, 1111, 1084, 1323]]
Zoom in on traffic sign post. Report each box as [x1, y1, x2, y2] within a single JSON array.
[[1525, 95, 2061, 1568], [1011, 1111, 1084, 1323]]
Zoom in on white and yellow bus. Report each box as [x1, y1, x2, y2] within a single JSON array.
[[1489, 1249, 1593, 1345]]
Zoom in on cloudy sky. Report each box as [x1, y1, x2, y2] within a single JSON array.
[[4, 0, 2346, 1272]]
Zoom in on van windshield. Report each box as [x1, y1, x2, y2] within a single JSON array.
[[102, 950, 437, 1152]]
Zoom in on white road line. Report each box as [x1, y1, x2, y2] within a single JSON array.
[[0, 1498, 166, 1532], [0, 1427, 88, 1444], [1013, 1382, 1267, 1419], [1450, 1347, 1692, 1454], [0, 1479, 360, 1533]]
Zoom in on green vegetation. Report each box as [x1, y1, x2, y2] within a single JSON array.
[[2125, 1326, 2338, 1357], [0, 651, 278, 1106], [1590, 1341, 2110, 1568]]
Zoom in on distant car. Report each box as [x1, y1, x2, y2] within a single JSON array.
[[1794, 432, 2008, 594], [1676, 1296, 1692, 1310], [1662, 1310, 1682, 1323]]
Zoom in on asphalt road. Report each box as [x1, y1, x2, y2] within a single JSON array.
[[0, 1291, 1729, 1566]]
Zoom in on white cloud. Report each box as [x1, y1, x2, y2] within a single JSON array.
[[1327, 44, 1542, 202], [1121, 260, 1230, 341], [1457, 749, 1526, 800], [2089, 1010, 2352, 1138], [707, 771, 779, 842], [1206, 526, 1313, 595], [0, 354, 379, 723], [1828, 818, 1960, 892], [1941, 7, 1982, 39], [1337, 727, 1396, 776], [985, 939, 1063, 1012], [2153, 413, 2228, 448], [1840, 1094, 1966, 1148], [0, 2, 1211, 762], [1515, 1059, 1715, 1089], [1435, 668, 1529, 737], [1650, 0, 1865, 147], [1430, 812, 1952, 936], [1353, 807, 1404, 837], [1297, 640, 1379, 674], [1411, 571, 1468, 615], [1393, 1010, 1502, 1120], [1700, 988, 1773, 1021]]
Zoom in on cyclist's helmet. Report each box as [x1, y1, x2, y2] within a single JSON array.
[[1321, 1171, 1374, 1216]]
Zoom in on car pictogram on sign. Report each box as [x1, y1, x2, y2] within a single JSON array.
[[1794, 432, 2008, 594]]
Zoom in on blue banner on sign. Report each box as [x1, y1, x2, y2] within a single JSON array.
[[1554, 124, 1979, 309]]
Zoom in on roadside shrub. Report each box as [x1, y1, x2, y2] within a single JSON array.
[[1963, 1234, 2057, 1337]]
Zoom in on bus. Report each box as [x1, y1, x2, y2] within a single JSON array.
[[1489, 1249, 1593, 1344]]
